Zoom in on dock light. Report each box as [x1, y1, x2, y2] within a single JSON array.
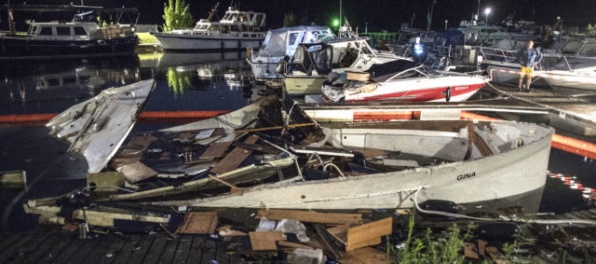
[[484, 7, 491, 24], [332, 18, 340, 29], [414, 37, 424, 55]]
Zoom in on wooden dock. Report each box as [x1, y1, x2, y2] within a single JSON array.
[[0, 230, 244, 264]]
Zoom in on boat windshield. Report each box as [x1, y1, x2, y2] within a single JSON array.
[[578, 42, 596, 56]]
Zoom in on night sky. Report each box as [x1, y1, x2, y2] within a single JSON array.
[[2, 0, 595, 32]]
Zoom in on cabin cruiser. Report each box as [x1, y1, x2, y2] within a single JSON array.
[[247, 25, 336, 81], [152, 5, 267, 52], [0, 6, 139, 60], [283, 39, 410, 95]]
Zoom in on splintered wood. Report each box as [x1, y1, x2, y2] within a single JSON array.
[[257, 209, 362, 225], [176, 212, 219, 234], [210, 134, 259, 175], [340, 247, 387, 264], [327, 217, 392, 251], [249, 231, 285, 251]]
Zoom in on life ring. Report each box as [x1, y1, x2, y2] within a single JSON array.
[[445, 87, 451, 102]]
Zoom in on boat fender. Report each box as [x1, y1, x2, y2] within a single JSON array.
[[476, 223, 518, 241], [97, 39, 106, 45], [445, 87, 451, 102]]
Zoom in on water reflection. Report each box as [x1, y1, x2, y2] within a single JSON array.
[[1, 56, 141, 114], [147, 52, 252, 99]]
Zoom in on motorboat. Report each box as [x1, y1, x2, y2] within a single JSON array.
[[283, 39, 411, 95], [247, 25, 336, 81], [152, 4, 267, 52], [321, 65, 488, 103], [538, 38, 596, 90], [87, 95, 553, 212], [0, 5, 139, 60]]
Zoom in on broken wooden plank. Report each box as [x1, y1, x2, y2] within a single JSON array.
[[249, 231, 285, 251], [117, 161, 158, 184], [486, 246, 509, 264], [176, 211, 219, 234], [277, 241, 314, 250], [199, 141, 234, 160], [313, 224, 343, 260], [210, 134, 259, 175], [345, 217, 392, 251], [464, 242, 479, 259], [217, 225, 248, 236], [110, 135, 156, 168], [327, 217, 393, 251], [257, 209, 362, 225], [340, 247, 387, 264]]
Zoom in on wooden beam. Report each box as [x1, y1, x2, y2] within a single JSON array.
[[258, 209, 362, 225]]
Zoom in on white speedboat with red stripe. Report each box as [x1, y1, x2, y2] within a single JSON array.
[[322, 65, 488, 103]]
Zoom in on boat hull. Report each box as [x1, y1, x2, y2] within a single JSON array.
[[0, 35, 138, 60], [153, 33, 263, 52], [175, 122, 553, 210], [541, 70, 596, 90], [323, 76, 487, 103]]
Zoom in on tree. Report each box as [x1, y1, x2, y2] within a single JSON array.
[[283, 12, 297, 27], [162, 0, 194, 32]]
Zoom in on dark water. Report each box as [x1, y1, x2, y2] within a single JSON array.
[[0, 53, 594, 232]]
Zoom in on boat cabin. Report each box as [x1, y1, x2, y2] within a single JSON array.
[[182, 7, 266, 35], [27, 21, 135, 41]]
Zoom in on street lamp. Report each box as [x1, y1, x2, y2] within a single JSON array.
[[484, 7, 491, 24]]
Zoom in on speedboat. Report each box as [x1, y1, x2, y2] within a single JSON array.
[[152, 4, 267, 52], [322, 65, 488, 103]]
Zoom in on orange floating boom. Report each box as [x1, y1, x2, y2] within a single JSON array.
[[460, 111, 596, 160], [0, 111, 230, 124]]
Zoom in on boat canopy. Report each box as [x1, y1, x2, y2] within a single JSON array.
[[258, 26, 335, 57]]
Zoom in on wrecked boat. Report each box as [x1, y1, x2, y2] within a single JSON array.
[[45, 79, 156, 173], [90, 94, 554, 211]]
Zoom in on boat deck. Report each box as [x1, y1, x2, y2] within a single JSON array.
[[1, 209, 594, 263]]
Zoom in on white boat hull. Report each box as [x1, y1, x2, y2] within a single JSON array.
[[165, 121, 553, 210], [540, 70, 596, 90], [46, 79, 156, 173], [153, 33, 263, 51]]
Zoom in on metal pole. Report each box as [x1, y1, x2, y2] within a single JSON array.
[[339, 0, 342, 28]]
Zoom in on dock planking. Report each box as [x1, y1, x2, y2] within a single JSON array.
[[0, 230, 245, 264]]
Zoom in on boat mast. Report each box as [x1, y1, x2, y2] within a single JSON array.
[[426, 0, 436, 32], [207, 2, 219, 22]]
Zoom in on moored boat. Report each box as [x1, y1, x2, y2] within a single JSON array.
[[152, 5, 267, 52], [322, 65, 488, 103], [247, 25, 336, 81], [0, 5, 139, 60], [283, 39, 411, 95]]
